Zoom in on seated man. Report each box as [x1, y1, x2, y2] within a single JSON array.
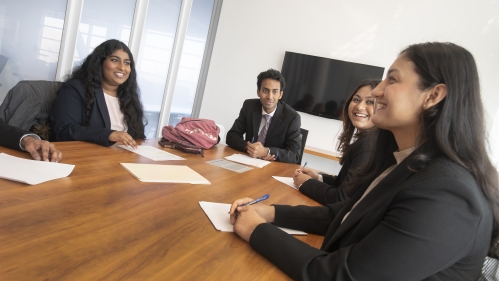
[[226, 69, 301, 164], [0, 118, 62, 162]]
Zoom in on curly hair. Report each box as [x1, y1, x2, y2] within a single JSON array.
[[257, 69, 286, 92], [69, 39, 146, 139], [336, 78, 381, 163]]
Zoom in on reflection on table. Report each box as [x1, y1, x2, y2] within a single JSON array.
[[0, 138, 322, 280]]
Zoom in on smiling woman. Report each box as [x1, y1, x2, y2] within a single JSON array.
[[50, 39, 146, 147], [229, 42, 498, 280], [101, 49, 131, 94], [295, 79, 380, 204]]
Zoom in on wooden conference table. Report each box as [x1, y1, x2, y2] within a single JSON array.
[[0, 139, 323, 280]]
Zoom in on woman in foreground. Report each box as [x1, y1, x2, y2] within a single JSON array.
[[293, 79, 380, 204], [50, 39, 145, 147], [230, 42, 498, 280]]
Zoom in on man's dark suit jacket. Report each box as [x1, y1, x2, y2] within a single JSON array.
[[249, 153, 492, 280], [0, 118, 29, 150], [50, 78, 137, 147], [299, 136, 370, 204], [226, 99, 301, 164]]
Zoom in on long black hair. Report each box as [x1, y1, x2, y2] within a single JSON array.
[[336, 78, 381, 163], [69, 39, 146, 139], [344, 42, 499, 258]]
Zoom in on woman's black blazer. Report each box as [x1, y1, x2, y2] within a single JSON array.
[[50, 79, 136, 147], [299, 136, 370, 204], [250, 153, 492, 281]]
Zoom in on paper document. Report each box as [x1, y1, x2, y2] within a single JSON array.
[[118, 145, 185, 161], [206, 159, 252, 173], [272, 176, 298, 190], [225, 154, 270, 168], [120, 163, 210, 184], [0, 153, 75, 185], [199, 201, 306, 235]]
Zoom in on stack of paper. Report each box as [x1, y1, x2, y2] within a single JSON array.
[[118, 145, 185, 161], [199, 201, 306, 235], [272, 176, 298, 190], [0, 153, 75, 185], [120, 163, 210, 184], [224, 154, 270, 168]]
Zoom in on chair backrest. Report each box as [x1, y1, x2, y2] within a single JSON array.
[[298, 128, 309, 165], [216, 123, 226, 145], [479, 256, 499, 281], [0, 80, 62, 139]]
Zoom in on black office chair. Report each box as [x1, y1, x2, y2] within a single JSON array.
[[298, 128, 308, 165], [479, 256, 499, 281]]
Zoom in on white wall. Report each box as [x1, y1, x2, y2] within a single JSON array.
[[200, 0, 499, 169]]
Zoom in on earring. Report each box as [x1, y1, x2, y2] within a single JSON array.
[[423, 103, 426, 108]]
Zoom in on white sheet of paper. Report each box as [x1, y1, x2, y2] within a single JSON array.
[[121, 163, 210, 184], [224, 154, 270, 168], [0, 153, 75, 185], [118, 145, 185, 161], [199, 201, 306, 235], [272, 176, 298, 190]]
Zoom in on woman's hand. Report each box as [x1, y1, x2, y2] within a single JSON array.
[[300, 167, 318, 179], [229, 197, 275, 242], [233, 209, 266, 242], [293, 169, 312, 187], [109, 131, 137, 148]]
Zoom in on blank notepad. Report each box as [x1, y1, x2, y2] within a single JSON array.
[[120, 163, 210, 184]]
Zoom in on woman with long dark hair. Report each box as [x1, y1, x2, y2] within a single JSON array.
[[293, 79, 380, 204], [229, 42, 498, 280], [50, 39, 146, 147]]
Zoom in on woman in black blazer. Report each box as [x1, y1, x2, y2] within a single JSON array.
[[50, 39, 145, 147], [229, 42, 499, 280], [293, 79, 381, 204]]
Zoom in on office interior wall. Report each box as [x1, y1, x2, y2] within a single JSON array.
[[199, 0, 499, 165]]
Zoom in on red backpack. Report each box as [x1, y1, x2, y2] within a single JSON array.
[[160, 118, 220, 157]]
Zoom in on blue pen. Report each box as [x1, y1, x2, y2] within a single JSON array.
[[229, 194, 270, 213], [251, 137, 254, 144], [240, 194, 270, 207], [298, 161, 308, 174]]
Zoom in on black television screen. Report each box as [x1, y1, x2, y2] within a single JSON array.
[[280, 51, 384, 120]]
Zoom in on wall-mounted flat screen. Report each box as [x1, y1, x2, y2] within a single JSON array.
[[280, 51, 384, 120]]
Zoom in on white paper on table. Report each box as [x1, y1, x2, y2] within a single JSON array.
[[224, 154, 270, 168], [121, 163, 210, 184], [272, 176, 298, 190], [118, 145, 185, 161], [0, 153, 75, 185], [199, 201, 306, 235]]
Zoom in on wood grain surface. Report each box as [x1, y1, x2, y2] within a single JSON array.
[[0, 139, 323, 280]]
